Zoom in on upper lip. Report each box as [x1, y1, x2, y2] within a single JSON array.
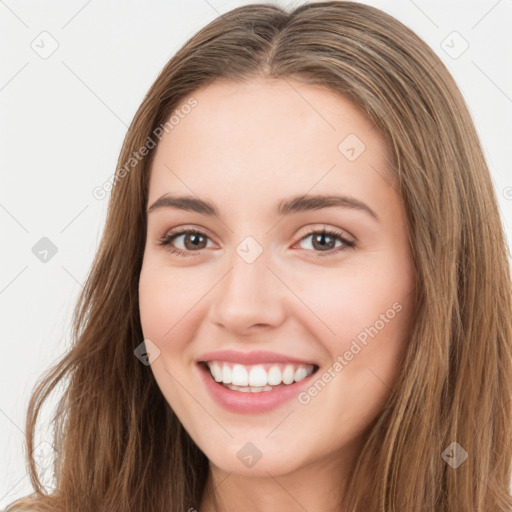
[[197, 349, 317, 366]]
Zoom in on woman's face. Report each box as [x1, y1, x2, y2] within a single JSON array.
[[138, 78, 416, 478]]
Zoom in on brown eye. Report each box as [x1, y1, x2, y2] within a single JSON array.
[[158, 229, 213, 256], [178, 232, 208, 250], [296, 228, 355, 256]]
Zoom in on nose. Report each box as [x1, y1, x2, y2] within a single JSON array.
[[208, 247, 288, 336]]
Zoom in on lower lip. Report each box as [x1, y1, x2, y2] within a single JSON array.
[[197, 363, 318, 413]]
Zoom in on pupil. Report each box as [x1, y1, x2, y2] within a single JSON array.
[[186, 233, 205, 249], [314, 233, 334, 250]]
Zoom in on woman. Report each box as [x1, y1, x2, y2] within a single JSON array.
[[5, 1, 512, 511]]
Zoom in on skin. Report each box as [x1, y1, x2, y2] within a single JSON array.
[[138, 78, 416, 512]]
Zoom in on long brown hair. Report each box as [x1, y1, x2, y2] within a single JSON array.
[[6, 2, 512, 511]]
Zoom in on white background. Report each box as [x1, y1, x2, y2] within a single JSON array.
[[1, 0, 511, 505]]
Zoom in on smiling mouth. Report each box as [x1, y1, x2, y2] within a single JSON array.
[[199, 360, 320, 393]]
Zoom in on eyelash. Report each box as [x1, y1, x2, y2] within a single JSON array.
[[158, 227, 355, 258]]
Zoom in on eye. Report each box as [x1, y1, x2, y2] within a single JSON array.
[[158, 228, 213, 257], [294, 227, 355, 256]]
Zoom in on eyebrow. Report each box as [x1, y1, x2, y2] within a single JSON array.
[[147, 193, 379, 221]]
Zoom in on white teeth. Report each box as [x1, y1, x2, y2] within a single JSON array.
[[248, 365, 268, 387], [231, 364, 249, 386], [225, 384, 274, 393], [206, 361, 316, 389], [222, 364, 232, 384], [210, 361, 223, 382], [267, 365, 282, 386], [282, 365, 295, 385], [294, 366, 308, 382]]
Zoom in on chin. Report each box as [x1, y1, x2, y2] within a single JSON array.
[[201, 440, 306, 477]]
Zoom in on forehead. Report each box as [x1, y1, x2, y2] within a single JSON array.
[[148, 78, 395, 210]]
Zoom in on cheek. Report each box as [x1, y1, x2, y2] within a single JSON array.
[[138, 269, 173, 343], [294, 271, 413, 442], [138, 264, 202, 416], [138, 261, 205, 343], [289, 255, 413, 348], [138, 262, 216, 393]]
